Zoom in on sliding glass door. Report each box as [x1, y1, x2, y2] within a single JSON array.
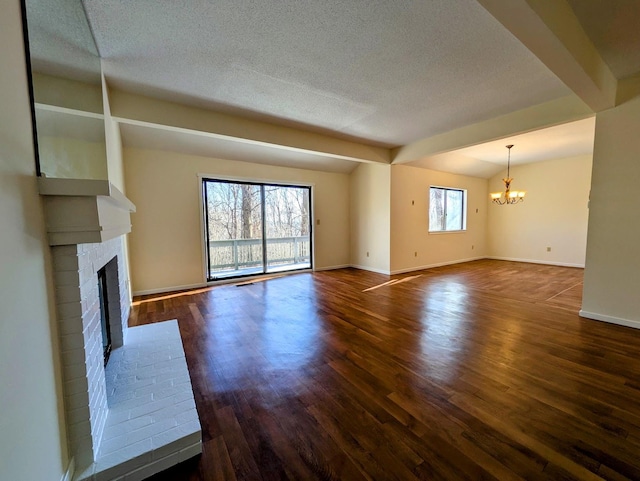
[[203, 179, 312, 280]]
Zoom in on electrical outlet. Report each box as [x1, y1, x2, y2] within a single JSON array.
[[471, 245, 474, 250], [546, 246, 551, 252], [316, 219, 320, 225], [366, 251, 369, 257], [414, 251, 417, 257]]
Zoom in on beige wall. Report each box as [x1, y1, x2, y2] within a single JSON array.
[[38, 136, 108, 180], [350, 162, 391, 273], [32, 72, 103, 114], [390, 164, 487, 273], [582, 96, 640, 327], [103, 77, 126, 192], [0, 1, 68, 479], [124, 147, 350, 294], [488, 154, 592, 267]]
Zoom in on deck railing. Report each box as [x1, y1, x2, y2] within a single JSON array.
[[209, 235, 311, 272]]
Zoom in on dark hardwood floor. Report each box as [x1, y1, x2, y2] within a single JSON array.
[[131, 259, 640, 480]]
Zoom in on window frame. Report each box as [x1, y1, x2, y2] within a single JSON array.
[[428, 186, 467, 234]]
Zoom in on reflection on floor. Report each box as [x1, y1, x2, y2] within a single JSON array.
[[132, 260, 640, 481]]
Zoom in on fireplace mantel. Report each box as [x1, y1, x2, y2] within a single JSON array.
[[38, 177, 136, 246]]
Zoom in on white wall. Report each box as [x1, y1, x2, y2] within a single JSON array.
[[390, 164, 487, 273], [582, 96, 640, 327], [350, 162, 391, 273], [0, 1, 68, 479], [124, 147, 350, 294], [487, 154, 592, 267]]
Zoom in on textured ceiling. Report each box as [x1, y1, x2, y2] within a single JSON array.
[[81, 0, 570, 147], [567, 0, 640, 79], [26, 0, 101, 83], [408, 117, 596, 178]]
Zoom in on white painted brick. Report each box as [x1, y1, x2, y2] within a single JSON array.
[[103, 415, 154, 442], [53, 253, 81, 271], [95, 439, 153, 481], [55, 284, 82, 303], [60, 332, 86, 351], [54, 238, 196, 481], [150, 400, 197, 424], [100, 418, 176, 456], [108, 389, 135, 405], [54, 269, 81, 287], [58, 315, 85, 336], [110, 393, 154, 412], [57, 301, 84, 319], [135, 380, 172, 398], [150, 420, 201, 460], [53, 244, 80, 257], [123, 448, 184, 481], [65, 360, 92, 382], [174, 407, 199, 426], [62, 347, 87, 367], [74, 441, 96, 471], [151, 384, 191, 401], [66, 390, 91, 411], [106, 408, 131, 426], [67, 419, 91, 440], [65, 376, 89, 396]]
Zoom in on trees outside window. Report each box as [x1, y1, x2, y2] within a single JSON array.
[[429, 187, 466, 232], [203, 179, 312, 280]]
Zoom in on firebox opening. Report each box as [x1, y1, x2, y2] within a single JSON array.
[[98, 265, 112, 367]]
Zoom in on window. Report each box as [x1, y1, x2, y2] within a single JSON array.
[[202, 179, 312, 280], [429, 186, 466, 232]]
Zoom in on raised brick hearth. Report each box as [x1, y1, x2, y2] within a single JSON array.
[[51, 238, 201, 480]]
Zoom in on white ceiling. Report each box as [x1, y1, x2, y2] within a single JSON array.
[[81, 0, 570, 147], [408, 117, 596, 178], [26, 0, 101, 83], [26, 1, 629, 177]]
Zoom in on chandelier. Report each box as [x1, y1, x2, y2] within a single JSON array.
[[490, 144, 526, 205]]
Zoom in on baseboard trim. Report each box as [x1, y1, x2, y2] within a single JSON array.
[[487, 256, 584, 268], [579, 310, 640, 330], [133, 267, 330, 295], [314, 264, 351, 271], [61, 458, 74, 481], [350, 264, 391, 275], [390, 256, 486, 275], [133, 282, 207, 297]]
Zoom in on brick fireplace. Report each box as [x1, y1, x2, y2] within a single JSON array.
[[41, 178, 201, 481], [53, 238, 130, 468]]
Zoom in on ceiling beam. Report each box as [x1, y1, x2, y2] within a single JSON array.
[[392, 95, 592, 164], [107, 86, 390, 165], [476, 0, 617, 112]]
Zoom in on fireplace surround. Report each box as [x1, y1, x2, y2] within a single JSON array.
[[53, 238, 130, 468], [42, 178, 201, 480]]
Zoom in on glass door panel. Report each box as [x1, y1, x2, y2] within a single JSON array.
[[264, 186, 312, 273], [204, 181, 263, 279]]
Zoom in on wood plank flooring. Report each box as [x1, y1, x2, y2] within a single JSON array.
[[131, 260, 640, 480]]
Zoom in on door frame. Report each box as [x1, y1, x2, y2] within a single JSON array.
[[198, 173, 315, 284]]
